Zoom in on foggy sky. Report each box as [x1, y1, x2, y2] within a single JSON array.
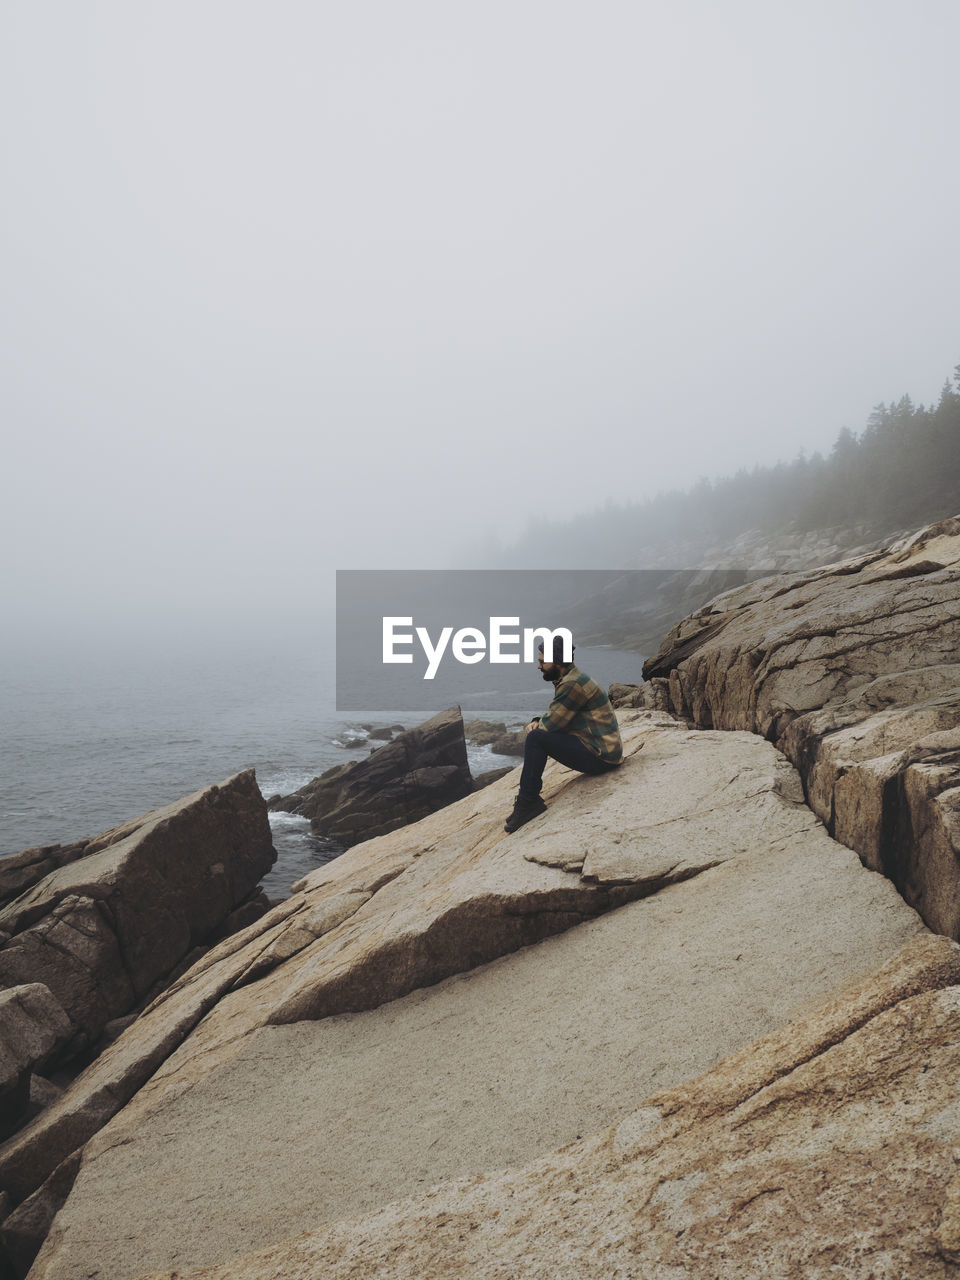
[[3, 1, 959, 642]]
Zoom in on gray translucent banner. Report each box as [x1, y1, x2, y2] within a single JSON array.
[[335, 568, 759, 712]]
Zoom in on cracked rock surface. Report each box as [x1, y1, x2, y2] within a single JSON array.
[[136, 934, 960, 1280], [0, 986, 73, 1142], [644, 515, 960, 937], [0, 770, 275, 1054], [269, 704, 475, 847], [18, 714, 927, 1280], [0, 771, 275, 1211]]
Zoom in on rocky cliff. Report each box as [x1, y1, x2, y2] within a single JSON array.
[[644, 515, 960, 938], [5, 516, 960, 1280], [8, 710, 932, 1280], [0, 773, 276, 1274]]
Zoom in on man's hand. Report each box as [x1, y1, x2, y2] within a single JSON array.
[[524, 718, 541, 735]]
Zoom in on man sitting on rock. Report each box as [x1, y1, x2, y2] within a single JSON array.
[[504, 637, 623, 833]]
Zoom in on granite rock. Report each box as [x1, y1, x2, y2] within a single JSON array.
[[0, 988, 73, 1142], [0, 772, 275, 1055], [11, 716, 930, 1279], [643, 515, 960, 936], [135, 935, 960, 1280], [270, 706, 474, 846]]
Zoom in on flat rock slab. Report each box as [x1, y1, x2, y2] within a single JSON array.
[[138, 936, 960, 1280], [0, 713, 811, 1207], [28, 719, 927, 1280]]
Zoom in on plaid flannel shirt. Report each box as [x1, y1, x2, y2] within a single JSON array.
[[539, 664, 623, 764]]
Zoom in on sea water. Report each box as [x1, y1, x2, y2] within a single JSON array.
[[0, 633, 645, 898]]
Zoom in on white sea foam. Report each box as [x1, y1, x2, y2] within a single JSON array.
[[268, 811, 312, 830], [466, 742, 521, 771], [258, 769, 317, 797]]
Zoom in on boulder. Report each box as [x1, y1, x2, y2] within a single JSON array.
[[0, 988, 73, 1142], [0, 772, 275, 1056], [471, 767, 513, 791], [609, 679, 674, 712], [11, 714, 928, 1279], [209, 889, 271, 943], [643, 515, 960, 937], [0, 845, 89, 916], [269, 706, 474, 846], [136, 935, 960, 1280], [608, 680, 642, 707], [463, 719, 509, 745], [464, 718, 526, 756]]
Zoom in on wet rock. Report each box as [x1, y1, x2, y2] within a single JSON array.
[[270, 707, 474, 847], [471, 767, 513, 791], [464, 721, 526, 755], [463, 720, 509, 745]]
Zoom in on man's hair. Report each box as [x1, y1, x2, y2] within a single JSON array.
[[538, 636, 575, 664]]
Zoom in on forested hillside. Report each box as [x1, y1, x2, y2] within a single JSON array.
[[499, 363, 960, 568]]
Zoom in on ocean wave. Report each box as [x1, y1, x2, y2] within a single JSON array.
[[268, 811, 313, 830], [259, 770, 317, 796]]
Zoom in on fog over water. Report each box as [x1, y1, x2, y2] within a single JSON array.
[[2, 5, 959, 863]]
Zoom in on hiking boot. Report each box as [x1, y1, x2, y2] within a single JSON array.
[[504, 794, 547, 833]]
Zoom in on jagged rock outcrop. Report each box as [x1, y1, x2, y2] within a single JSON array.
[[609, 679, 673, 712], [12, 713, 927, 1280], [471, 766, 513, 791], [562, 526, 907, 654], [464, 720, 525, 756], [0, 987, 72, 1142], [0, 846, 91, 916], [137, 933, 960, 1280], [0, 772, 275, 1060], [463, 718, 511, 745], [270, 705, 475, 845], [644, 515, 960, 938]]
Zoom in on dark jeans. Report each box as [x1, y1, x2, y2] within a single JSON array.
[[519, 728, 619, 799]]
